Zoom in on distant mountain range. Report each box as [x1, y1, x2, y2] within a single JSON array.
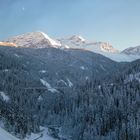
[[3, 31, 140, 62], [122, 45, 140, 55]]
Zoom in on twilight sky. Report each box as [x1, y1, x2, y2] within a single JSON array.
[[0, 0, 140, 50]]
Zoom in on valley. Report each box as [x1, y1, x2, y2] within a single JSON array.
[[0, 32, 140, 140]]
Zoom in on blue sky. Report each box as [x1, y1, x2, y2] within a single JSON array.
[[0, 0, 140, 50]]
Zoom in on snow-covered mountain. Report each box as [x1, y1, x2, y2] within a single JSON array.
[[122, 45, 140, 55], [4, 31, 140, 62], [0, 127, 56, 140], [0, 32, 140, 140], [59, 35, 140, 62], [6, 32, 61, 48], [5, 32, 118, 53], [60, 35, 118, 53]]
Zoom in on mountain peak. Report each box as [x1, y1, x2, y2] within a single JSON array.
[[5, 31, 61, 48], [69, 35, 86, 43], [59, 35, 118, 53]]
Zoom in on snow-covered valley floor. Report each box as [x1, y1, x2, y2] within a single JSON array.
[[0, 127, 56, 140], [0, 127, 19, 140]]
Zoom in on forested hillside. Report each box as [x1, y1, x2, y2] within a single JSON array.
[[0, 45, 139, 140]]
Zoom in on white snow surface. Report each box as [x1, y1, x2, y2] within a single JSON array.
[[25, 127, 56, 140], [14, 54, 21, 58], [64, 45, 70, 49], [80, 66, 85, 70], [98, 52, 140, 62], [60, 36, 140, 62], [3, 69, 9, 72], [40, 32, 61, 47], [78, 36, 85, 42], [39, 70, 46, 73], [38, 95, 43, 102], [67, 78, 73, 87], [72, 35, 85, 42], [0, 127, 19, 140], [85, 76, 89, 80], [0, 127, 56, 140], [40, 79, 58, 93], [57, 80, 67, 86], [0, 91, 10, 102]]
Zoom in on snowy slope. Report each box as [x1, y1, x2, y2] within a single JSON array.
[[0, 127, 19, 140], [4, 32, 140, 62], [40, 32, 61, 46], [60, 35, 140, 62], [122, 45, 140, 55], [0, 127, 56, 140], [40, 79, 58, 93], [6, 32, 61, 48], [0, 91, 10, 102], [60, 35, 118, 53], [25, 127, 57, 140], [94, 51, 140, 62]]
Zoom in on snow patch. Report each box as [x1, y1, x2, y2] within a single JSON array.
[[14, 54, 21, 58], [98, 52, 140, 62], [0, 92, 10, 102], [40, 32, 61, 47], [3, 69, 9, 72], [86, 76, 89, 80], [40, 79, 58, 93], [0, 127, 19, 140], [57, 80, 67, 86], [39, 70, 46, 73], [77, 36, 85, 42], [98, 85, 101, 89], [67, 79, 73, 87], [25, 127, 56, 140], [80, 66, 85, 70], [64, 45, 70, 49], [71, 35, 85, 42], [38, 95, 43, 102]]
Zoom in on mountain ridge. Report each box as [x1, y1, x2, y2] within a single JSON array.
[[122, 45, 140, 55], [2, 31, 140, 62], [5, 31, 61, 48]]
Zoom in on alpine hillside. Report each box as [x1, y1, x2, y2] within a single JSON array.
[[0, 31, 140, 140]]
